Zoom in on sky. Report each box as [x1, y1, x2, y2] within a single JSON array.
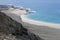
[[0, 0, 60, 10], [0, 0, 60, 5], [0, 0, 38, 5]]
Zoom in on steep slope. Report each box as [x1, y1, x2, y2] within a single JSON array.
[[0, 12, 43, 40]]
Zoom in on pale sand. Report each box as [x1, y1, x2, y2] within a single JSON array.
[[21, 15, 60, 29], [1, 8, 28, 15], [2, 10, 60, 40], [21, 15, 60, 40]]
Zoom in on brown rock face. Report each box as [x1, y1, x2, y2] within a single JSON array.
[[0, 12, 43, 40]]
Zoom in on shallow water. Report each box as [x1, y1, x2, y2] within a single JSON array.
[[0, 0, 60, 24], [26, 0, 60, 24]]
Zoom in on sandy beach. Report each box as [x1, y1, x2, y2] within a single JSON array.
[[21, 15, 60, 29], [2, 8, 60, 40], [21, 15, 60, 40]]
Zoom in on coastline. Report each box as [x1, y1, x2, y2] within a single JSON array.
[[21, 15, 60, 29]]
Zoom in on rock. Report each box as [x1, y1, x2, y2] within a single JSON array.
[[0, 12, 22, 34], [0, 12, 43, 40], [0, 33, 18, 40]]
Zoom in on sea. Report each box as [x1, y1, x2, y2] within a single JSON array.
[[0, 0, 60, 24]]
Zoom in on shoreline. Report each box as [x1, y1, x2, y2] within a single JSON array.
[[21, 15, 60, 29]]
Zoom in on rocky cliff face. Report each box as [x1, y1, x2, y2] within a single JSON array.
[[0, 12, 43, 40]]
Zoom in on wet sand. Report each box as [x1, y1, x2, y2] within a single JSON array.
[[21, 15, 60, 40], [2, 10, 60, 40], [21, 15, 60, 29], [22, 22, 60, 40]]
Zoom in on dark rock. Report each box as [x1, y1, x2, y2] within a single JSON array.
[[0, 12, 22, 34], [0, 12, 44, 40]]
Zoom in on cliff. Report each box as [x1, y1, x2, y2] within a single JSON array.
[[0, 12, 43, 40]]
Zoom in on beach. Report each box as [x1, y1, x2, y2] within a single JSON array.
[[1, 6, 60, 40], [21, 15, 60, 29], [21, 15, 60, 40]]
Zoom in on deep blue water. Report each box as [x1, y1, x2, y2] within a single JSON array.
[[0, 0, 60, 24]]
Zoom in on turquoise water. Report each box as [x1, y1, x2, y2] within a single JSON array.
[[0, 0, 60, 24]]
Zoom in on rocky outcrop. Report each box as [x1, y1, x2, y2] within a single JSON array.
[[0, 12, 43, 40], [0, 33, 18, 40]]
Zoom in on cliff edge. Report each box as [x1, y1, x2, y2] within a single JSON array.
[[0, 12, 43, 40]]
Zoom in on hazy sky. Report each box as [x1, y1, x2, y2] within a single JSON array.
[[0, 0, 60, 9], [0, 0, 60, 5]]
